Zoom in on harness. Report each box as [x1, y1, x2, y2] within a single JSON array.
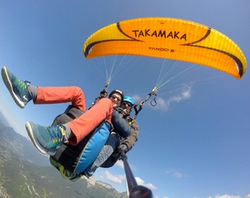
[[49, 85, 158, 181], [49, 105, 111, 181]]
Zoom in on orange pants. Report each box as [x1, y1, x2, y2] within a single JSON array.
[[34, 86, 113, 145]]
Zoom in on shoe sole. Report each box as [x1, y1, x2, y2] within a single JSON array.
[[25, 122, 47, 155], [1, 66, 25, 108]]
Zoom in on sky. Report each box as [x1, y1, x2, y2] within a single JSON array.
[[0, 1, 250, 198]]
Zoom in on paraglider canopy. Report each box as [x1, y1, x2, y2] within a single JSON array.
[[83, 17, 247, 79]]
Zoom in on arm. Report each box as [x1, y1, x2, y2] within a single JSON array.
[[111, 108, 131, 138], [120, 119, 139, 153], [100, 119, 138, 168]]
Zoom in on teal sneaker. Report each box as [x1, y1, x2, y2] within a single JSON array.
[[49, 157, 80, 181], [25, 122, 66, 155], [1, 66, 32, 108]]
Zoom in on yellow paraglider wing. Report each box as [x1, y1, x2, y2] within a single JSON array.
[[83, 17, 247, 79]]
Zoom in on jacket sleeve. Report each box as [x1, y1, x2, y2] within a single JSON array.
[[111, 109, 131, 138], [121, 119, 139, 152]]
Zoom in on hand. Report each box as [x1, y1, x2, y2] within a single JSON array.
[[118, 147, 127, 160], [118, 144, 128, 153], [100, 90, 107, 98], [114, 107, 123, 113], [115, 107, 129, 118]]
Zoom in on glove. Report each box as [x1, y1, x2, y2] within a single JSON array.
[[114, 107, 123, 113], [118, 145, 127, 160], [114, 107, 129, 118], [118, 144, 128, 153], [100, 90, 107, 98]]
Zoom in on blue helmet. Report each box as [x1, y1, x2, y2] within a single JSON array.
[[123, 96, 134, 105]]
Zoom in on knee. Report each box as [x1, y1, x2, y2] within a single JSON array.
[[73, 86, 84, 96], [70, 86, 85, 111], [98, 98, 113, 107], [72, 86, 85, 102]]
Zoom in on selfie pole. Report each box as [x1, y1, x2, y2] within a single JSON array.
[[120, 152, 153, 198]]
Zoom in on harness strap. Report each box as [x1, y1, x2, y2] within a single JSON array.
[[88, 80, 110, 110], [132, 87, 157, 120]]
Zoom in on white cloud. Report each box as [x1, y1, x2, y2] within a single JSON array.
[[130, 85, 191, 112], [114, 160, 124, 169], [149, 85, 192, 111], [103, 171, 125, 184], [208, 195, 241, 198], [165, 169, 183, 178], [131, 94, 142, 104], [103, 169, 157, 190], [135, 177, 157, 190], [114, 159, 136, 172]]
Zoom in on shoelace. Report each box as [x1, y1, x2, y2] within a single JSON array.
[[49, 126, 65, 145], [16, 79, 29, 92]]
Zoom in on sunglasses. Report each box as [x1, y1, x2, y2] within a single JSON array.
[[122, 101, 132, 107], [111, 95, 122, 102]]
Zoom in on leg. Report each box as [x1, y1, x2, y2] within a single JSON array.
[[68, 98, 113, 145], [84, 133, 120, 177], [25, 98, 113, 154], [35, 86, 86, 111], [1, 66, 86, 111]]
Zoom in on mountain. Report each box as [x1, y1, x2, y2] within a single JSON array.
[[0, 116, 127, 198], [0, 111, 10, 126], [0, 119, 50, 166]]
